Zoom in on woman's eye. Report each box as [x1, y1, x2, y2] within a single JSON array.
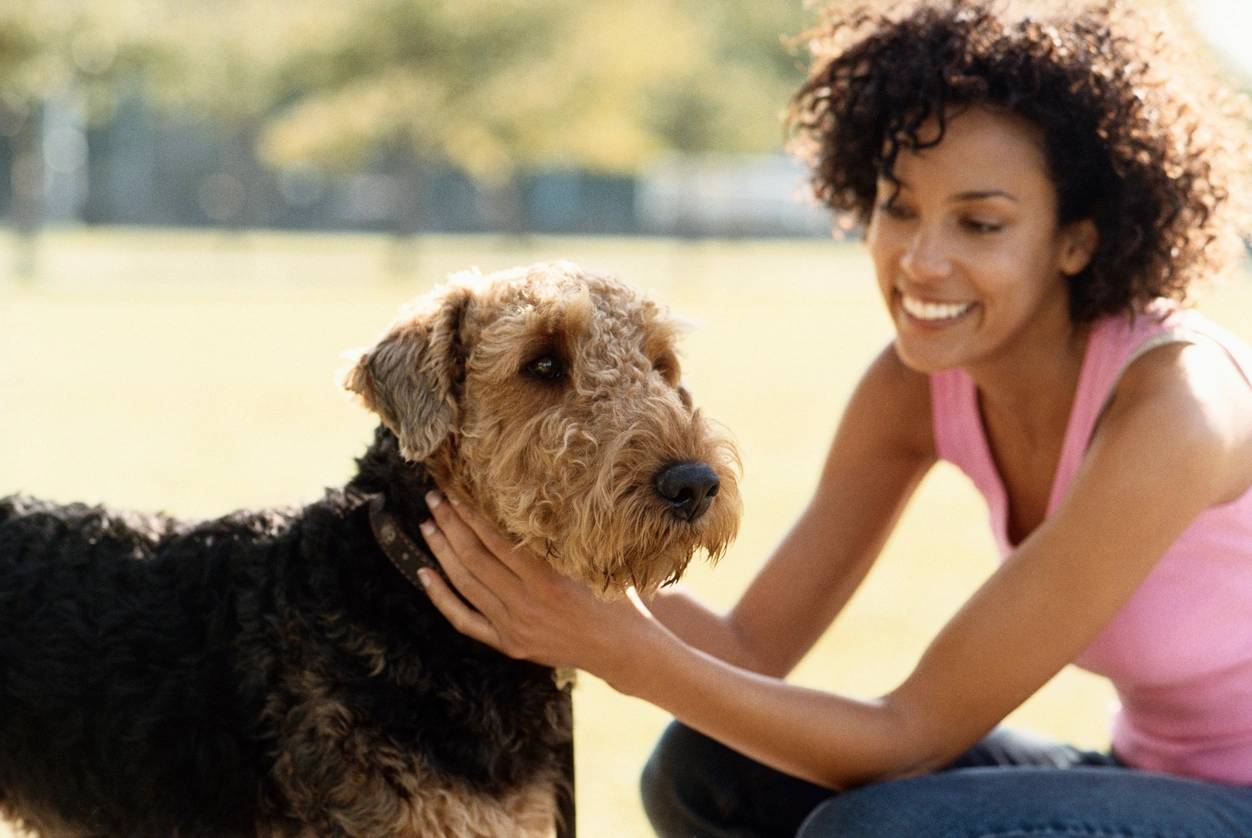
[[962, 218, 1003, 234], [523, 355, 565, 382], [877, 201, 915, 220]]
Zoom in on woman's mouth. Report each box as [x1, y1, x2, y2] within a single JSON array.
[[899, 293, 976, 324]]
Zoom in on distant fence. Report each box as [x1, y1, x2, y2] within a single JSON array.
[[637, 153, 830, 238], [0, 96, 831, 238]]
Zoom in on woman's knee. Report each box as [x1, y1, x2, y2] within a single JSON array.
[[639, 722, 730, 830], [796, 767, 1252, 838], [797, 771, 1069, 837], [795, 779, 923, 838], [642, 721, 838, 838]]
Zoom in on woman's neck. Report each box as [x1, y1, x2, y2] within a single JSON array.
[[966, 315, 1092, 447]]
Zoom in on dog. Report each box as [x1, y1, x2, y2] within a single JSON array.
[[0, 261, 741, 837]]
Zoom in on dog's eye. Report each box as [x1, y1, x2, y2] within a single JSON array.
[[523, 354, 565, 382]]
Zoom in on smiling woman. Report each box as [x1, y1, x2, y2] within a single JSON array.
[[865, 108, 1099, 377], [413, 2, 1252, 837]]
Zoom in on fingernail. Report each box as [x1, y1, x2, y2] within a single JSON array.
[[426, 491, 441, 509], [419, 520, 435, 536], [448, 494, 460, 507], [416, 568, 430, 586]]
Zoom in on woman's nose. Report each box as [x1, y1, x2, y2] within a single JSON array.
[[900, 227, 953, 283]]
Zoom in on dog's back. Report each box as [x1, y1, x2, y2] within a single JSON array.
[[0, 488, 572, 837], [0, 495, 276, 836]]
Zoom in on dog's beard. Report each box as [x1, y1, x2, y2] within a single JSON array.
[[514, 466, 741, 597], [449, 407, 742, 596]]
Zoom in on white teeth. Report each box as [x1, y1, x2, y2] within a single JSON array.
[[900, 294, 974, 322]]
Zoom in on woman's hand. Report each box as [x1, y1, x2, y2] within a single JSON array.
[[417, 491, 651, 679]]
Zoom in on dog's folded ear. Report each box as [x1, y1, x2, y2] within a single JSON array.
[[343, 285, 473, 461]]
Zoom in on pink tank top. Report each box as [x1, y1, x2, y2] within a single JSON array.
[[930, 303, 1252, 785]]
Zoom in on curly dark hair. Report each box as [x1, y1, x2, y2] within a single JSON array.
[[787, 0, 1252, 322]]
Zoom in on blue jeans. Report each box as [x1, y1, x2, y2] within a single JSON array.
[[640, 722, 1252, 837]]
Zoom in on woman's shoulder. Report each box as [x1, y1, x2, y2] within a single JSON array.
[[856, 341, 931, 408], [1110, 301, 1252, 407], [1091, 302, 1252, 424], [1100, 311, 1252, 505], [847, 342, 935, 463]]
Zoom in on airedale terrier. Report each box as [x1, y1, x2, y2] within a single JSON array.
[[0, 261, 741, 838]]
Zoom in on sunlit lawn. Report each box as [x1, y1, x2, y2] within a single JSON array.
[[1, 228, 1249, 837]]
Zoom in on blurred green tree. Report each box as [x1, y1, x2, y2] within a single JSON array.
[[255, 1, 809, 176], [245, 0, 811, 235], [0, 1, 813, 251]]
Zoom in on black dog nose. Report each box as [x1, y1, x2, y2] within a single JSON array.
[[654, 462, 720, 522]]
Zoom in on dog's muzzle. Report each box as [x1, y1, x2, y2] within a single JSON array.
[[653, 461, 720, 522]]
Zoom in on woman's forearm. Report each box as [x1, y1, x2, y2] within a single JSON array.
[[414, 480, 936, 788], [644, 586, 774, 673], [604, 613, 927, 790]]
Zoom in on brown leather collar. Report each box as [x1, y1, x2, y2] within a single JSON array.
[[367, 495, 434, 593], [368, 494, 579, 693]]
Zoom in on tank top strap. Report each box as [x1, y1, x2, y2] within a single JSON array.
[[928, 302, 1234, 556], [930, 367, 977, 468], [1049, 303, 1236, 506], [930, 365, 1013, 553]]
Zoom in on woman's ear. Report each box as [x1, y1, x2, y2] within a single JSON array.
[[1060, 218, 1099, 277]]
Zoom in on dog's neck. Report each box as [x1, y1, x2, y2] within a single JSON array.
[[365, 495, 435, 593], [347, 425, 435, 541]]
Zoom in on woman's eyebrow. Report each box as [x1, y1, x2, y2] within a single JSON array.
[[949, 189, 1017, 203], [879, 178, 1017, 204]]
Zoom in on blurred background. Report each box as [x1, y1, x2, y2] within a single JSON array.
[[0, 1, 1249, 835], [0, 0, 830, 258]]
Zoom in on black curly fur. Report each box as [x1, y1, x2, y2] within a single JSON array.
[[0, 425, 571, 837]]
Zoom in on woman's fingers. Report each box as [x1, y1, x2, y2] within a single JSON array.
[[447, 497, 531, 568], [417, 568, 504, 651], [424, 492, 521, 589], [418, 489, 595, 668], [438, 492, 561, 590], [424, 492, 485, 559], [420, 511, 510, 622]]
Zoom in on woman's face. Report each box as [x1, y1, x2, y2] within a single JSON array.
[[865, 107, 1096, 375]]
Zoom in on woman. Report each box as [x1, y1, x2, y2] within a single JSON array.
[[415, 2, 1252, 835]]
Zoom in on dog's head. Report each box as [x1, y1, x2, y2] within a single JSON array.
[[344, 261, 740, 593]]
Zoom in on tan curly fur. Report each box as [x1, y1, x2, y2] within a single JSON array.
[[257, 668, 560, 837], [346, 261, 741, 595]]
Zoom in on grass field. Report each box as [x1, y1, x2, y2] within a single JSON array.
[[1, 228, 1249, 837]]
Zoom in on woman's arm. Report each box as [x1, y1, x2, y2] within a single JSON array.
[[418, 341, 1250, 789], [614, 341, 1250, 787], [643, 343, 936, 676], [883, 340, 1252, 774]]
